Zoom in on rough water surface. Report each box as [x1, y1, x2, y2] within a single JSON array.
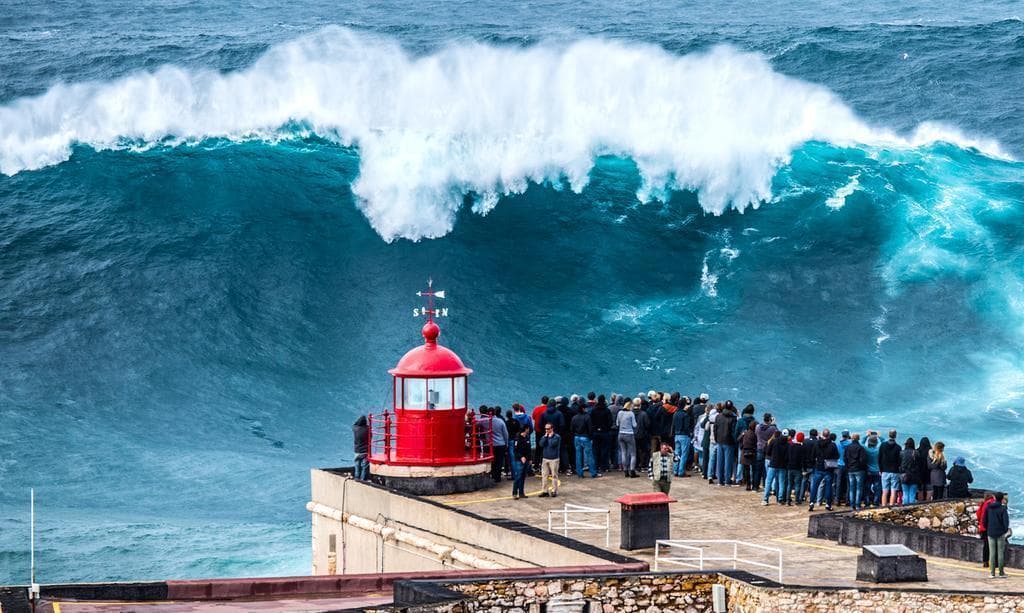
[[1, 0, 1022, 582]]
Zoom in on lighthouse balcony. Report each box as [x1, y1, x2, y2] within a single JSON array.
[[367, 409, 494, 467]]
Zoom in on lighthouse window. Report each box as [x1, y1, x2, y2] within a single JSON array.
[[427, 378, 453, 410], [454, 377, 465, 410], [402, 378, 427, 409]]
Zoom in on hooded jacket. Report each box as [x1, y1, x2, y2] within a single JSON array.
[[878, 439, 902, 473], [571, 411, 593, 438], [899, 448, 920, 484], [984, 501, 1011, 538], [812, 438, 840, 471], [977, 498, 994, 533], [843, 440, 868, 472], [513, 432, 531, 462], [538, 406, 564, 434], [714, 409, 738, 446], [672, 406, 693, 438], [633, 409, 652, 440], [352, 416, 369, 457], [766, 436, 789, 468], [755, 423, 778, 451], [734, 414, 756, 442], [786, 440, 804, 471], [590, 404, 613, 433], [658, 403, 677, 440], [945, 464, 973, 498]]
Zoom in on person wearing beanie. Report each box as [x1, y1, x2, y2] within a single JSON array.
[[946, 456, 974, 499]]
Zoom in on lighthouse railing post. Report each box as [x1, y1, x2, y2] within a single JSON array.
[[469, 409, 478, 460], [367, 413, 374, 459], [383, 410, 392, 461]]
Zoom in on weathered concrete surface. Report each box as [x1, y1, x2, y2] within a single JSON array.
[[309, 470, 640, 575], [429, 472, 1024, 591]]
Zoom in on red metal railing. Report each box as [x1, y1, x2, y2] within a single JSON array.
[[367, 409, 494, 466]]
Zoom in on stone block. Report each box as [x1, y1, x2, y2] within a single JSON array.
[[856, 544, 928, 583]]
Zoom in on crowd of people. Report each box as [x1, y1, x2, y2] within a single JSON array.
[[479, 392, 977, 509], [351, 389, 1013, 577]]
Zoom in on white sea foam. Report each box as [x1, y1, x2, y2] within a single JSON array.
[[0, 27, 1010, 240], [825, 173, 861, 209]]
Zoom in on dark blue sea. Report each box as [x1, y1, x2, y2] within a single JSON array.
[[1, 0, 1023, 583]]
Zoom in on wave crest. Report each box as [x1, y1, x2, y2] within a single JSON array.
[[0, 26, 1009, 240]]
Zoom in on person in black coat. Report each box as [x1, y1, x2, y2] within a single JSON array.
[[878, 430, 902, 506], [763, 431, 789, 504], [510, 427, 531, 499], [916, 437, 932, 501], [352, 415, 370, 481], [945, 456, 974, 498], [590, 395, 614, 473], [785, 433, 805, 505], [984, 493, 1011, 577], [843, 434, 869, 510], [809, 431, 840, 511], [899, 438, 921, 505]]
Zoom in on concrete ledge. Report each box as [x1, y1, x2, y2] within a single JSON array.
[[320, 468, 642, 567], [3, 565, 650, 604], [41, 581, 168, 601]]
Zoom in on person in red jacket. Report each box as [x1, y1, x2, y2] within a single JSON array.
[[531, 396, 549, 469], [977, 492, 996, 569]]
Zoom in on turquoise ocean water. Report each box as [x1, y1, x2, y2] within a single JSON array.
[[1, 0, 1023, 582]]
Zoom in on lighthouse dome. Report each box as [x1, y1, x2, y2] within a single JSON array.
[[388, 321, 473, 377]]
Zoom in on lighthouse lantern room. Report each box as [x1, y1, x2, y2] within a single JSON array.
[[367, 281, 494, 495]]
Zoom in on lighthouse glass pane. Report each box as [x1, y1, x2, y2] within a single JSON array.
[[403, 378, 427, 409], [454, 377, 466, 410], [427, 378, 453, 410]]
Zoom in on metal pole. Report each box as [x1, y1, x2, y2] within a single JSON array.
[[30, 488, 34, 586]]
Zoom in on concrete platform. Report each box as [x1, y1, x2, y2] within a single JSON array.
[[428, 471, 1024, 592]]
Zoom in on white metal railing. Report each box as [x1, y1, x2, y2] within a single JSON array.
[[654, 539, 783, 583], [547, 503, 610, 547]]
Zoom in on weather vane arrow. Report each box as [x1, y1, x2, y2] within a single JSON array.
[[413, 278, 448, 320]]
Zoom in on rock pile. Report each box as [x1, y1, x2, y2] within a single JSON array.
[[854, 500, 979, 535]]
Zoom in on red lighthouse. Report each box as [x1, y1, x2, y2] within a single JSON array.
[[367, 281, 494, 495]]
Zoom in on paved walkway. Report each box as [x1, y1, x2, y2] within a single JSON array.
[[432, 471, 1024, 592]]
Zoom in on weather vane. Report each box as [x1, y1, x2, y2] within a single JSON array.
[[413, 278, 448, 321]]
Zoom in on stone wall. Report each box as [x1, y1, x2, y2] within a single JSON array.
[[390, 572, 1024, 613], [441, 574, 717, 612], [855, 500, 980, 535], [727, 582, 1024, 612]]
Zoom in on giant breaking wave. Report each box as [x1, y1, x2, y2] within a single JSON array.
[[0, 26, 1009, 241]]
